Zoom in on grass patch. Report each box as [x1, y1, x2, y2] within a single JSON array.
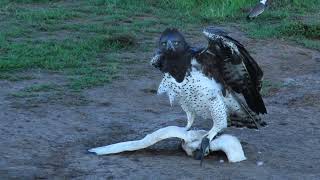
[[0, 32, 133, 89], [103, 34, 137, 49], [7, 0, 58, 3], [9, 83, 59, 98], [23, 83, 59, 92], [301, 39, 320, 50], [0, 73, 34, 81], [68, 59, 119, 90], [278, 22, 320, 39], [15, 8, 81, 22], [0, 39, 89, 71], [9, 91, 38, 98], [261, 80, 284, 97], [240, 1, 320, 49], [0, 0, 143, 91], [247, 21, 320, 39], [245, 20, 320, 49]]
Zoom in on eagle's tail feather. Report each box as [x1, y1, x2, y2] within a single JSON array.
[[228, 113, 267, 129], [229, 92, 267, 129], [243, 88, 267, 114]]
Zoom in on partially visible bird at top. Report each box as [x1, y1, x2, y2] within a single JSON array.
[[247, 0, 270, 20]]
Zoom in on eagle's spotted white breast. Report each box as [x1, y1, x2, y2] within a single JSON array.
[[158, 59, 243, 120]]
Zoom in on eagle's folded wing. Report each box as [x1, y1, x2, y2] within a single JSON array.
[[203, 27, 267, 114], [150, 49, 163, 70]]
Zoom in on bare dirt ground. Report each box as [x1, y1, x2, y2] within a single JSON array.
[[0, 27, 320, 179]]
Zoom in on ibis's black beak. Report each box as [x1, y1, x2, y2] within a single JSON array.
[[166, 40, 175, 52]]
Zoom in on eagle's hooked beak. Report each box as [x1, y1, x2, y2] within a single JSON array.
[[166, 40, 175, 52]]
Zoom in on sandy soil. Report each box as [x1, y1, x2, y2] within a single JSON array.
[[0, 27, 320, 180]]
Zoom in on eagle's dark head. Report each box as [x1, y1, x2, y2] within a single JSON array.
[[159, 28, 189, 57], [153, 28, 191, 83]]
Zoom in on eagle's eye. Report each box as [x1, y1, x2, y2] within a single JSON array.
[[173, 41, 179, 46], [161, 42, 166, 46]]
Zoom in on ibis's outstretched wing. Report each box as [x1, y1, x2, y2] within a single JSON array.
[[203, 27, 267, 114]]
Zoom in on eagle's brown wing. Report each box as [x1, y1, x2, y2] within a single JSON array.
[[203, 27, 267, 114]]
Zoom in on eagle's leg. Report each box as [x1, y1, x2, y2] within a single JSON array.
[[185, 111, 195, 130], [196, 97, 228, 165]]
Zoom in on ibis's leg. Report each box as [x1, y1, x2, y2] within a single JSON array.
[[185, 111, 195, 130]]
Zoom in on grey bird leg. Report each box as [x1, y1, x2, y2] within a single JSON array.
[[199, 137, 210, 166], [194, 137, 209, 161], [194, 132, 222, 166], [195, 97, 228, 165]]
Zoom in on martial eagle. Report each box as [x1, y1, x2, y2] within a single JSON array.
[[150, 27, 267, 163]]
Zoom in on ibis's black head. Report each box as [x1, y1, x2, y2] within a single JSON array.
[[156, 28, 191, 83]]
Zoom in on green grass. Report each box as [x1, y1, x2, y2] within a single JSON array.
[[23, 83, 59, 92], [0, 73, 34, 81], [261, 80, 285, 97], [0, 0, 319, 95], [9, 83, 59, 98], [68, 59, 119, 90], [155, 0, 320, 49], [15, 8, 81, 22], [9, 91, 38, 98], [0, 35, 127, 89], [240, 1, 320, 49]]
